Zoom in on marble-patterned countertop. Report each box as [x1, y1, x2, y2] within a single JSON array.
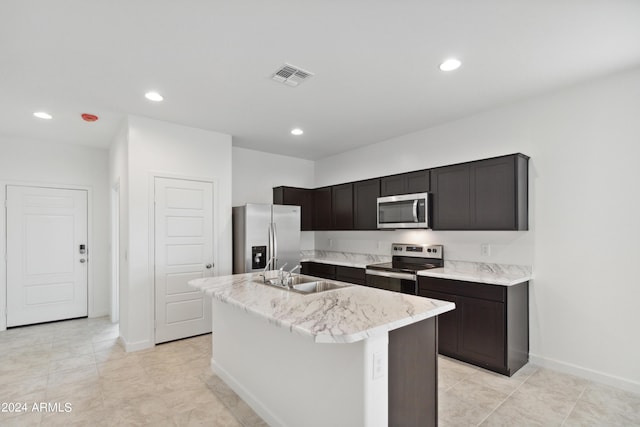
[[302, 250, 532, 286], [418, 261, 532, 286], [189, 272, 454, 344], [300, 249, 390, 268]]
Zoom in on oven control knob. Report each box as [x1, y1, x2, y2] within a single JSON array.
[[427, 248, 432, 253]]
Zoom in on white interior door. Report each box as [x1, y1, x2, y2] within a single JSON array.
[[154, 177, 213, 344], [6, 186, 88, 327]]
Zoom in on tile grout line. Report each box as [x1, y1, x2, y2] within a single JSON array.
[[474, 365, 539, 426], [560, 385, 588, 426]]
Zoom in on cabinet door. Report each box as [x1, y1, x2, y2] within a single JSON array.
[[332, 183, 353, 230], [381, 170, 430, 196], [458, 296, 505, 370], [419, 290, 458, 356], [335, 266, 366, 285], [353, 178, 380, 230], [380, 174, 406, 196], [313, 187, 332, 230], [273, 187, 314, 231], [431, 163, 471, 230], [405, 170, 430, 194], [471, 157, 516, 230]]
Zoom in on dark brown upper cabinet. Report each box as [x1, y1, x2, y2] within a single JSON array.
[[353, 178, 380, 230], [380, 170, 430, 196], [331, 183, 354, 230], [431, 163, 471, 230], [313, 186, 333, 230], [274, 153, 527, 232], [273, 186, 314, 231], [431, 154, 528, 230]]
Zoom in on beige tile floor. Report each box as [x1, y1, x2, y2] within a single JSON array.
[[0, 317, 638, 427]]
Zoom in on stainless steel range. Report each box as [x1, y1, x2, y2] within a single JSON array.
[[365, 243, 443, 295]]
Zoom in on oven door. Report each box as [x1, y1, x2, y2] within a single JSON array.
[[377, 193, 429, 229], [365, 270, 417, 295]]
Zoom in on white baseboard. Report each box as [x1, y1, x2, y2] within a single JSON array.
[[529, 353, 640, 395], [120, 336, 154, 352], [211, 358, 286, 427], [89, 310, 109, 319]]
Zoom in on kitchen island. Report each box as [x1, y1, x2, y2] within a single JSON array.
[[189, 272, 454, 427]]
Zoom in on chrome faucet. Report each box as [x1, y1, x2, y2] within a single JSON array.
[[260, 257, 276, 283], [283, 264, 300, 287], [278, 263, 288, 283]]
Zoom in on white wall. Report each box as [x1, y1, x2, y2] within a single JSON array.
[[109, 123, 129, 331], [0, 135, 110, 330], [314, 67, 640, 392], [231, 147, 315, 206], [232, 147, 316, 250], [113, 116, 232, 351]]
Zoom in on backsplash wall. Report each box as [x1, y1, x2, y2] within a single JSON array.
[[313, 230, 533, 266]]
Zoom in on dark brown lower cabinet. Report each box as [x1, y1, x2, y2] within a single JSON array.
[[458, 296, 505, 369], [300, 262, 336, 280], [388, 317, 437, 427], [300, 262, 366, 285], [421, 290, 458, 355], [418, 276, 529, 376]]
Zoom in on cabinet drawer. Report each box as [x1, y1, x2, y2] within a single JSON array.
[[301, 262, 336, 280], [335, 266, 366, 285], [418, 276, 505, 303]]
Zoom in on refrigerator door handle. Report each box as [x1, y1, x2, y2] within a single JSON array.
[[272, 222, 278, 266], [268, 224, 273, 263]]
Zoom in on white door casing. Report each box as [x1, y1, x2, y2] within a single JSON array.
[[154, 177, 213, 344], [6, 186, 88, 327]]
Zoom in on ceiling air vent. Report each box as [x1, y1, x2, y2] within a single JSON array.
[[271, 63, 314, 87]]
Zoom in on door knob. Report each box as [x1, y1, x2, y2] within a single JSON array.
[[79, 259, 86, 263], [206, 264, 213, 269]]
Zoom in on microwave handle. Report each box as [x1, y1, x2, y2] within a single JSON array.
[[412, 200, 419, 222]]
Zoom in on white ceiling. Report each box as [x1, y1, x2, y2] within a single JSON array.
[[1, 1, 639, 160]]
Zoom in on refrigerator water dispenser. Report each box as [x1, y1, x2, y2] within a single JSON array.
[[252, 245, 267, 269]]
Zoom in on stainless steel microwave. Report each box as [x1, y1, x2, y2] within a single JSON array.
[[377, 192, 430, 229]]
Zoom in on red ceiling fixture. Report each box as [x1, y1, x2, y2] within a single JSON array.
[[81, 113, 99, 122]]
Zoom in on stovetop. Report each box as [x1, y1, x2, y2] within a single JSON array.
[[366, 261, 442, 274], [366, 243, 444, 274]]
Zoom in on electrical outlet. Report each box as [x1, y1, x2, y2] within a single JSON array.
[[372, 351, 386, 380], [328, 239, 333, 248], [480, 243, 491, 257]]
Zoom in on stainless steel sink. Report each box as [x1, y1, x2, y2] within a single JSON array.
[[284, 275, 319, 286], [258, 275, 317, 288], [290, 281, 349, 294], [254, 274, 350, 294]]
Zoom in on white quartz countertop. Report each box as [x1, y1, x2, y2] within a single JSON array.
[[189, 272, 454, 344], [300, 257, 368, 268], [300, 251, 390, 269], [418, 261, 532, 286], [300, 251, 532, 286]]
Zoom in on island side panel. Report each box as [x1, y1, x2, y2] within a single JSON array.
[[211, 299, 389, 427], [388, 317, 438, 427]]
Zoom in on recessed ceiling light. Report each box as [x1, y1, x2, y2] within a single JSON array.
[[33, 112, 53, 120], [439, 59, 462, 72], [291, 128, 304, 136], [145, 91, 164, 102]]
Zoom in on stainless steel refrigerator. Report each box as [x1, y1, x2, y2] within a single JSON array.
[[232, 204, 301, 274]]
